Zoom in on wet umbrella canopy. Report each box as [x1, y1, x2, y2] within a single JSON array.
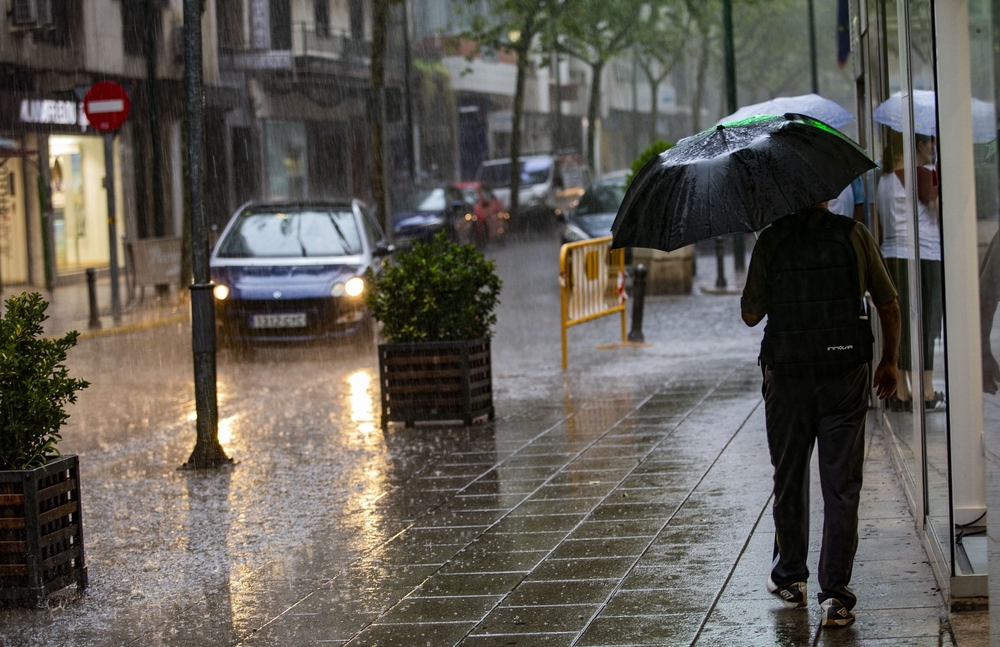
[[611, 113, 876, 252]]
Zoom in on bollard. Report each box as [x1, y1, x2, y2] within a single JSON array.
[[628, 264, 647, 343], [86, 268, 101, 330]]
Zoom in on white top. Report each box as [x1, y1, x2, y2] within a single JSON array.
[[877, 171, 941, 261], [827, 184, 854, 218]]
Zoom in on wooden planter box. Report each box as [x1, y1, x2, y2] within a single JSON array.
[[0, 455, 87, 607], [378, 338, 494, 429]]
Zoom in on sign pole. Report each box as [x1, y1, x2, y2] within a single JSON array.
[[103, 132, 122, 323], [84, 80, 132, 323]]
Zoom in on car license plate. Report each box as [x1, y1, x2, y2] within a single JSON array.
[[250, 313, 306, 328]]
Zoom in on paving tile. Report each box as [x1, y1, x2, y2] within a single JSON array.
[[379, 594, 503, 623], [546, 537, 649, 560], [505, 579, 620, 606], [474, 604, 599, 634], [574, 612, 703, 646], [602, 587, 713, 616], [511, 497, 604, 516], [418, 572, 527, 597], [441, 549, 550, 574], [569, 519, 663, 539], [458, 633, 576, 646], [527, 556, 636, 581], [491, 514, 587, 534], [345, 621, 477, 646]]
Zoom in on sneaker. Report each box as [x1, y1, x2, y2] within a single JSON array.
[[820, 598, 856, 627], [925, 391, 946, 411], [766, 577, 806, 608]]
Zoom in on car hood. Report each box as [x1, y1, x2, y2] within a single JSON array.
[[394, 210, 446, 231], [211, 264, 363, 300]]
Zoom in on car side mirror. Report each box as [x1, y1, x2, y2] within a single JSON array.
[[451, 200, 466, 211], [373, 241, 395, 258]]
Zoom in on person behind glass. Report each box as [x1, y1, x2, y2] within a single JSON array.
[[876, 131, 946, 411], [741, 202, 900, 628]]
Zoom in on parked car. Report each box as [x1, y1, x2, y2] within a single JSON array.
[[477, 154, 590, 229], [393, 186, 475, 247], [560, 175, 627, 244], [457, 181, 508, 244], [210, 200, 391, 343]]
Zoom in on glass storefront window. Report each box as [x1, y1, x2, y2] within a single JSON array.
[[266, 120, 308, 200], [48, 135, 112, 273]]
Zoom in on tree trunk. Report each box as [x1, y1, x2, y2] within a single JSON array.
[[510, 48, 528, 227], [370, 0, 390, 237], [692, 32, 710, 133], [587, 60, 604, 172]]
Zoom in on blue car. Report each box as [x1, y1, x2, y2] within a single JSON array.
[[210, 200, 391, 344], [393, 186, 475, 248]]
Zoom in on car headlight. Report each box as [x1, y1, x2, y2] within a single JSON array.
[[213, 284, 229, 300], [332, 277, 365, 297], [563, 224, 590, 242], [345, 277, 365, 297]]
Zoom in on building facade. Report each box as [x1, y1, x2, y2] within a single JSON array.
[[850, 0, 1000, 633], [0, 0, 399, 290]]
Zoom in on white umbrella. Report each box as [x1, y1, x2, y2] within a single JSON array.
[[716, 93, 854, 129], [873, 89, 997, 144]]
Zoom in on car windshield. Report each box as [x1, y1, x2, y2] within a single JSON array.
[[478, 159, 553, 188], [576, 182, 626, 216], [216, 208, 363, 258], [461, 188, 478, 203], [414, 188, 447, 212], [521, 158, 553, 186]]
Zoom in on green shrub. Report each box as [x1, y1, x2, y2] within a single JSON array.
[[625, 139, 674, 190], [0, 293, 89, 470], [365, 233, 502, 343]]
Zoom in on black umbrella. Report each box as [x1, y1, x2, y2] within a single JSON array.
[[611, 113, 876, 252]]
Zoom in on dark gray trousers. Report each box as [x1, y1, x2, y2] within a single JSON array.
[[763, 363, 869, 610]]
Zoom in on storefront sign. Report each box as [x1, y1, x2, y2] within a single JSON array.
[[19, 99, 89, 129]]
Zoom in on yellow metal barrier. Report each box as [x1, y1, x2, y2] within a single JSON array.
[[559, 236, 627, 369]]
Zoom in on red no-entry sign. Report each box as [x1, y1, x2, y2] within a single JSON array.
[[83, 81, 131, 132]]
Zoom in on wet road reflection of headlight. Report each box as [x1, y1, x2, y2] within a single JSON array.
[[213, 284, 229, 300]]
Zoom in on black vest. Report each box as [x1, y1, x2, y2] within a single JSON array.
[[761, 211, 874, 377]]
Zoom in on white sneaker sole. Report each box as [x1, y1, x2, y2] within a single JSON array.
[[766, 577, 807, 609]]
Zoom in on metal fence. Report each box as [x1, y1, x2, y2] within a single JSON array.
[[559, 236, 627, 369]]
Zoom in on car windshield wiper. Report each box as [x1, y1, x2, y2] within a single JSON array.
[[326, 214, 355, 254], [296, 217, 308, 257]]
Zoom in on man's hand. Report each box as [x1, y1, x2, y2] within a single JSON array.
[[984, 351, 1000, 395], [874, 298, 901, 400], [742, 311, 762, 327], [873, 358, 899, 400]]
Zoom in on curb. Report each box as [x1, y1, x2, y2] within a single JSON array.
[[49, 313, 189, 341]]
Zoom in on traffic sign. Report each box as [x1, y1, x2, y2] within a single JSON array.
[[83, 81, 131, 132]]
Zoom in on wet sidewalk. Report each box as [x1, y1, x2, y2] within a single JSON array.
[[0, 238, 987, 645], [0, 276, 188, 340]]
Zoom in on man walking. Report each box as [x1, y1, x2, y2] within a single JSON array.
[[740, 204, 900, 628]]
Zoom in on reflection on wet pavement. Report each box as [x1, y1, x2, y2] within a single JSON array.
[[0, 235, 955, 646]]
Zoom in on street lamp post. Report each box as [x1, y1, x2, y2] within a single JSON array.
[[182, 0, 230, 469]]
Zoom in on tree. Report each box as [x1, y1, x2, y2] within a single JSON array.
[[370, 0, 396, 238], [633, 0, 692, 144], [552, 0, 645, 170], [460, 0, 563, 223]]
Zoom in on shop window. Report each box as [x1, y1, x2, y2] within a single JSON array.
[[33, 0, 73, 48]]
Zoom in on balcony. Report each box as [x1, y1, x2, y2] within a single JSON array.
[[220, 24, 371, 74]]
